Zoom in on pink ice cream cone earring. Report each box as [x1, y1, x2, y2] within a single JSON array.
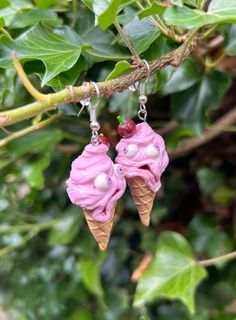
[[66, 82, 126, 250], [116, 61, 169, 226]]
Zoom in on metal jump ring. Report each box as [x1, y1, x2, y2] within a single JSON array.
[[138, 109, 147, 122]]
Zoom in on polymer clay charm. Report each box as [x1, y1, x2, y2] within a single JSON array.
[[66, 140, 126, 250], [66, 82, 126, 250], [116, 121, 168, 226], [116, 60, 169, 226]]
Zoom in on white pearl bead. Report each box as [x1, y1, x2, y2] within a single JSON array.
[[126, 144, 138, 158], [94, 173, 111, 191], [146, 144, 160, 159]]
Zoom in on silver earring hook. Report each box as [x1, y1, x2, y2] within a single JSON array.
[[89, 82, 100, 145], [90, 81, 100, 109], [138, 60, 150, 122], [142, 59, 150, 84]]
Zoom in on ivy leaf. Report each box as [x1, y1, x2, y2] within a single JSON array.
[[21, 156, 50, 189], [144, 36, 177, 91], [0, 17, 5, 28], [188, 214, 234, 260], [79, 256, 104, 298], [164, 0, 236, 29], [196, 167, 225, 196], [224, 24, 236, 56], [106, 60, 132, 80], [109, 90, 138, 119], [0, 0, 10, 10], [0, 0, 32, 26], [138, 2, 166, 20], [161, 58, 202, 95], [119, 0, 136, 12], [170, 0, 184, 6], [75, 10, 130, 62], [9, 9, 61, 29], [93, 0, 120, 30], [123, 17, 161, 54], [134, 232, 207, 314], [82, 0, 93, 10], [171, 70, 231, 134], [6, 129, 63, 157], [34, 0, 56, 9], [0, 24, 88, 85], [48, 209, 82, 245]]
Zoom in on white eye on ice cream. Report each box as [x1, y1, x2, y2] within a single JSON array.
[[123, 144, 138, 158], [94, 173, 112, 191], [146, 144, 160, 159], [114, 164, 125, 177]]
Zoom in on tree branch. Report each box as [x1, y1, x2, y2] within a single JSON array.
[[0, 112, 63, 147], [169, 107, 236, 159], [0, 30, 199, 127]]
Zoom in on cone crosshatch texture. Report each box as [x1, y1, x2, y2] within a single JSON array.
[[83, 204, 116, 251], [127, 177, 156, 226]]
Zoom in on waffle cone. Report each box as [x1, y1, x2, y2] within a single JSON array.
[[83, 204, 116, 251], [127, 177, 156, 226]]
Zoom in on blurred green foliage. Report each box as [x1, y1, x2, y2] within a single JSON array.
[[0, 0, 236, 319]]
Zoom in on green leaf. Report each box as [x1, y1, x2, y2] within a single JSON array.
[[75, 10, 130, 62], [0, 17, 5, 28], [109, 90, 138, 119], [211, 185, 236, 206], [138, 2, 166, 20], [0, 24, 87, 85], [48, 208, 82, 245], [123, 17, 161, 54], [80, 256, 104, 298], [45, 56, 87, 91], [196, 167, 225, 196], [0, 0, 33, 26], [93, 0, 120, 30], [134, 232, 207, 314], [144, 36, 177, 91], [106, 60, 132, 80], [185, 0, 197, 6], [161, 58, 202, 95], [21, 156, 50, 189], [164, 0, 236, 29], [171, 70, 231, 134], [170, 0, 184, 6], [0, 0, 9, 10], [224, 24, 236, 56], [6, 128, 63, 157], [82, 0, 93, 10], [34, 0, 55, 9], [9, 9, 61, 29], [119, 0, 136, 12], [188, 214, 234, 260]]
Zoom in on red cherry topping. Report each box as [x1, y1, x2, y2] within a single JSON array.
[[98, 135, 110, 147], [117, 116, 136, 138]]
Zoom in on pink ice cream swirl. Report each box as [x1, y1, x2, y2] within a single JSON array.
[[66, 143, 126, 222], [115, 122, 169, 192]]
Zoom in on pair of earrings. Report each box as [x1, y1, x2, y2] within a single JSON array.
[[66, 62, 169, 250]]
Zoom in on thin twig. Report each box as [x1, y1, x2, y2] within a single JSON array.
[[198, 251, 236, 266], [114, 20, 142, 64], [169, 107, 236, 159], [0, 112, 63, 147], [12, 51, 50, 103], [0, 27, 13, 41]]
